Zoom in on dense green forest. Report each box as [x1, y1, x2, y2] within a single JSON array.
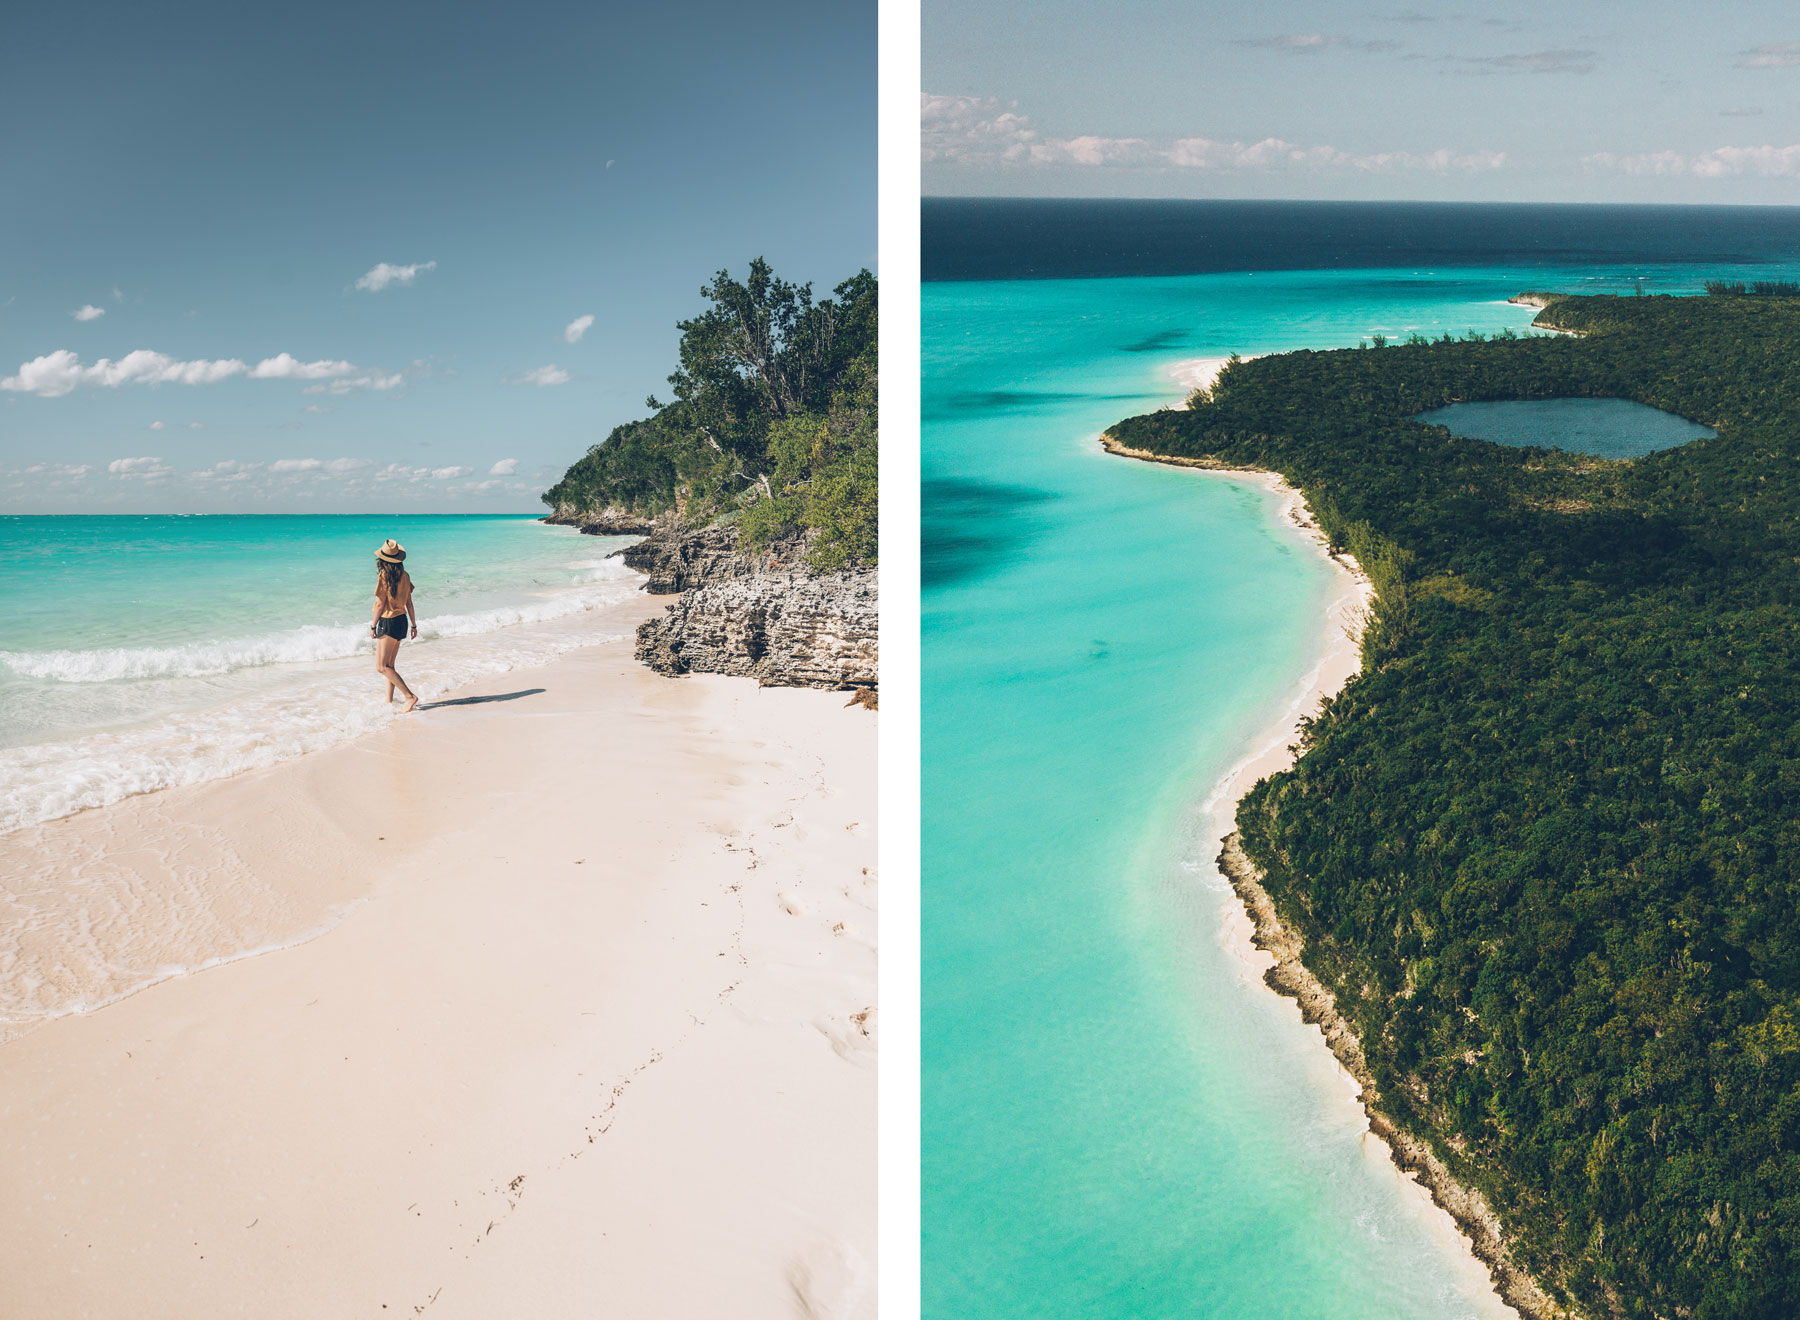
[[1108, 294, 1800, 1319], [541, 259, 877, 569]]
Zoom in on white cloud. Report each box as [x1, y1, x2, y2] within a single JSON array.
[[354, 260, 436, 292], [0, 349, 247, 397], [108, 456, 173, 480], [0, 348, 372, 398], [188, 421, 205, 430], [517, 364, 569, 387], [922, 92, 1504, 174], [148, 420, 165, 430], [1586, 145, 1800, 177], [72, 304, 105, 322], [270, 458, 322, 472], [188, 460, 264, 485], [922, 94, 1039, 165], [563, 314, 595, 343], [302, 372, 405, 396], [430, 465, 473, 479], [1463, 49, 1597, 75], [18, 462, 91, 479], [248, 353, 357, 380], [111, 287, 124, 303], [1234, 34, 1401, 53], [488, 458, 518, 475], [1740, 42, 1800, 69]]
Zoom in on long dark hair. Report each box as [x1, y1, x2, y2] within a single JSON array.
[[376, 558, 405, 605]]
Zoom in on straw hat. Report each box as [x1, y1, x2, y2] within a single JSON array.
[[375, 539, 407, 563]]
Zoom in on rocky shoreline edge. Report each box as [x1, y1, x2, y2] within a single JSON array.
[[1219, 835, 1568, 1320], [542, 512, 876, 693], [1099, 427, 1572, 1320]]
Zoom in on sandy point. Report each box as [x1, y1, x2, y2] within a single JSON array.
[[1167, 354, 1262, 406], [0, 610, 877, 1320]]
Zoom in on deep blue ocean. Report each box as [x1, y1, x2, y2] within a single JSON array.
[[922, 200, 1800, 1318]]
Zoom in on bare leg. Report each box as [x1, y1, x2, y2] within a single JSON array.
[[375, 632, 393, 701], [377, 635, 418, 710]]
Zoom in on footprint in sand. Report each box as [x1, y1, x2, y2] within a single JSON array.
[[787, 1239, 872, 1320]]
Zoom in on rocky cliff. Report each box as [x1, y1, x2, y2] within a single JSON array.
[[540, 505, 657, 536], [612, 523, 877, 690]]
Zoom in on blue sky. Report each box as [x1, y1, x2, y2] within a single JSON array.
[[1, 0, 874, 513], [925, 1, 1800, 204]]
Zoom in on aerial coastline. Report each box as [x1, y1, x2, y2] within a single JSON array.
[[1096, 422, 1548, 1316], [1099, 288, 1800, 1317]]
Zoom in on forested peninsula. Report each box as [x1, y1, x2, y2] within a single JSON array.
[[542, 260, 876, 690], [1106, 293, 1800, 1320]]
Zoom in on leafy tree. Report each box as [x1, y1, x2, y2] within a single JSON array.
[[542, 259, 878, 568]]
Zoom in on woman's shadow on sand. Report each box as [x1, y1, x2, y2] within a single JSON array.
[[417, 688, 546, 712]]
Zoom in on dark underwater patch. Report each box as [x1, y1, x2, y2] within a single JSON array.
[[1120, 329, 1188, 353], [922, 477, 1055, 588]]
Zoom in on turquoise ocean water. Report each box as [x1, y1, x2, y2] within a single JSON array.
[[923, 260, 1800, 1317], [0, 514, 643, 1032], [0, 514, 641, 833]]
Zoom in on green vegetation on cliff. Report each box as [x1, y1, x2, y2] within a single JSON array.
[[1108, 294, 1800, 1320], [541, 259, 877, 568]]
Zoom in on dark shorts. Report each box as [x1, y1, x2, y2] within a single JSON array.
[[376, 614, 409, 641]]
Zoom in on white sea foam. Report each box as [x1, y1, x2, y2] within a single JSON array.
[[0, 557, 638, 684], [0, 572, 643, 834]]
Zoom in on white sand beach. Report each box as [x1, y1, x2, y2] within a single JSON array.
[[0, 599, 876, 1319]]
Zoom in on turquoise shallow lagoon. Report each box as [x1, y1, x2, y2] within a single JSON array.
[[922, 263, 1800, 1318]]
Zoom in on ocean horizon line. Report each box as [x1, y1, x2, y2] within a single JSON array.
[[924, 194, 1800, 211], [0, 509, 549, 518]]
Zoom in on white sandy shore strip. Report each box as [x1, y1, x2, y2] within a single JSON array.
[[1100, 428, 1535, 1317], [1166, 354, 1263, 406], [0, 623, 875, 1320]]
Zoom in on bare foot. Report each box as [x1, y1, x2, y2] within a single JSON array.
[[403, 695, 419, 713]]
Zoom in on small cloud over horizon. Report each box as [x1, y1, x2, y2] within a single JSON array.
[[922, 92, 1505, 175], [1739, 42, 1800, 69], [108, 456, 173, 480], [72, 304, 105, 322], [1234, 34, 1402, 54], [1587, 144, 1800, 177], [1462, 49, 1597, 75], [563, 314, 595, 344]]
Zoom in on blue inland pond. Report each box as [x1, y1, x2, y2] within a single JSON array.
[[1414, 397, 1717, 460]]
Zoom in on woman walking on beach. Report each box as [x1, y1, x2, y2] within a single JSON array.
[[371, 539, 420, 712]]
